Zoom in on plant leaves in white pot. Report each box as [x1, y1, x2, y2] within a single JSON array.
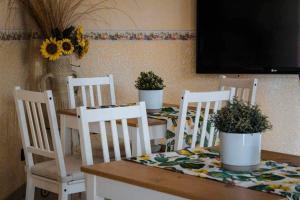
[[135, 71, 165, 112], [139, 89, 163, 112], [209, 99, 272, 172], [220, 132, 261, 172]]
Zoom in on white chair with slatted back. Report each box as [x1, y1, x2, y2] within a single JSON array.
[[67, 74, 116, 108], [14, 87, 85, 200], [219, 75, 258, 105], [77, 102, 151, 200], [175, 88, 236, 151]]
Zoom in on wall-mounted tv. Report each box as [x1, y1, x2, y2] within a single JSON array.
[[196, 0, 300, 74]]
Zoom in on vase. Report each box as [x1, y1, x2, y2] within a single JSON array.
[[138, 90, 163, 113], [220, 132, 261, 172], [42, 56, 75, 110]]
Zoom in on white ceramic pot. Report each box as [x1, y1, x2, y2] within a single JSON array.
[[138, 90, 163, 112], [220, 132, 261, 172]]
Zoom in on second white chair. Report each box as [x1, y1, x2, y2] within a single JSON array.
[[175, 88, 236, 150], [67, 74, 116, 109], [219, 75, 258, 105], [65, 74, 117, 156]]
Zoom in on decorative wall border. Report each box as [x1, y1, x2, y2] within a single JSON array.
[[0, 30, 195, 41], [0, 31, 41, 40], [85, 31, 195, 40]]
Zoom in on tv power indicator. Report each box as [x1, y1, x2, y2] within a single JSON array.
[[271, 69, 278, 73]]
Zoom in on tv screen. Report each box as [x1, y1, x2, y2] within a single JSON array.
[[196, 0, 300, 74]]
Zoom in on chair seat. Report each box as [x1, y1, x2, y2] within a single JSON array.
[[31, 155, 84, 183]]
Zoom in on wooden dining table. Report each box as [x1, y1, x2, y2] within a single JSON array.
[[81, 149, 298, 200]]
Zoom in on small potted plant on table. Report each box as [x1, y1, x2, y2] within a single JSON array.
[[135, 71, 166, 113], [210, 99, 272, 172]]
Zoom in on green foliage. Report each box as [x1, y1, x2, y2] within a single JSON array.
[[135, 71, 166, 90], [51, 26, 75, 40], [210, 99, 272, 133]]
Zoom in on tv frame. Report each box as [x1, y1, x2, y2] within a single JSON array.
[[196, 0, 300, 75]]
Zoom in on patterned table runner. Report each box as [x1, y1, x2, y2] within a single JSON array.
[[148, 107, 214, 151], [130, 148, 300, 200]]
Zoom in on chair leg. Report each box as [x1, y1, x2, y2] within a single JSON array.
[[25, 175, 35, 200], [58, 184, 68, 200]]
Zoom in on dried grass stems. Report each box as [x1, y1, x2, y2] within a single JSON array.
[[7, 0, 136, 38]]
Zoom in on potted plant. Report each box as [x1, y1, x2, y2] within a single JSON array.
[[210, 99, 272, 172], [135, 71, 166, 112]]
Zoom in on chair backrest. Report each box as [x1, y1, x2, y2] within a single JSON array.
[[175, 88, 236, 150], [14, 87, 66, 177], [219, 75, 258, 105], [67, 74, 116, 109], [77, 102, 151, 165]]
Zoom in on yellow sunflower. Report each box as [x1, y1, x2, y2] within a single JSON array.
[[40, 37, 62, 61], [77, 25, 83, 34], [78, 39, 89, 59], [78, 39, 86, 47], [75, 25, 84, 43], [61, 38, 74, 55]]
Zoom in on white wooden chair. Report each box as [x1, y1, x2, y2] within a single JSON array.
[[65, 74, 116, 155], [219, 75, 258, 105], [67, 74, 116, 109], [77, 102, 151, 200], [175, 88, 236, 150], [14, 87, 85, 200]]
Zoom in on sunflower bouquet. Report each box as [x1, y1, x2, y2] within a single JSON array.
[[8, 0, 130, 61], [40, 26, 89, 61]]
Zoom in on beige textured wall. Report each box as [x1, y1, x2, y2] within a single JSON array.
[[74, 41, 300, 155], [75, 0, 300, 155], [0, 42, 29, 199], [0, 0, 299, 198]]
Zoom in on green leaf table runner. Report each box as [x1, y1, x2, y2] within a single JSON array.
[[148, 107, 215, 151], [130, 148, 300, 200]]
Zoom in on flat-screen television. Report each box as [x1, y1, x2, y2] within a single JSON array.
[[197, 0, 300, 74]]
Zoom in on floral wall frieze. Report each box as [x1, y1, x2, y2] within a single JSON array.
[[0, 30, 196, 41], [0, 31, 41, 40], [85, 30, 196, 40]]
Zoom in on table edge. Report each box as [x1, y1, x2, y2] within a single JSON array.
[[81, 161, 198, 199], [81, 160, 284, 200]]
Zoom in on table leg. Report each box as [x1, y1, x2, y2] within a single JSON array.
[[60, 115, 72, 155], [86, 174, 104, 200]]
